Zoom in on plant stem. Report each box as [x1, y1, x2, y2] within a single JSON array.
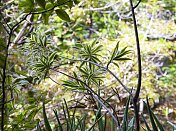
[[1, 13, 30, 131], [129, 0, 142, 131]]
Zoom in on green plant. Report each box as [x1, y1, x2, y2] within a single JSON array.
[[160, 64, 176, 87], [1, 0, 175, 130]]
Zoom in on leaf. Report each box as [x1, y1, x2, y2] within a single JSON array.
[[142, 113, 151, 131], [49, 52, 57, 61], [113, 58, 131, 61], [151, 108, 165, 131], [110, 42, 119, 61], [55, 9, 71, 22], [57, 0, 68, 5], [43, 102, 52, 131], [53, 110, 63, 131], [122, 96, 131, 131], [19, 0, 34, 12], [36, 0, 46, 9], [145, 99, 158, 131]]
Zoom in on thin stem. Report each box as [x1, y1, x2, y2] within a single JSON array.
[[133, 0, 142, 10], [129, 0, 142, 131], [1, 13, 30, 131]]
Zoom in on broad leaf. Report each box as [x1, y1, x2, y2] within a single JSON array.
[[55, 9, 71, 22]]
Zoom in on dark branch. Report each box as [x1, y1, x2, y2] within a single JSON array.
[[129, 0, 142, 131]]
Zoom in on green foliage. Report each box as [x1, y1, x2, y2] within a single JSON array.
[[35, 52, 57, 78], [18, 0, 78, 23], [1, 0, 175, 130], [40, 99, 107, 131], [107, 42, 131, 68], [160, 64, 176, 87], [19, 0, 34, 12], [43, 102, 52, 131], [75, 40, 103, 67]]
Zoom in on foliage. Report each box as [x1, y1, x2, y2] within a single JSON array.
[[0, 0, 176, 130], [160, 64, 176, 87]]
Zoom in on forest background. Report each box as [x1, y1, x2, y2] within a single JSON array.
[[0, 0, 176, 130]]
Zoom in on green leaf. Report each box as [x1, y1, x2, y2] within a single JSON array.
[[57, 0, 68, 5], [142, 113, 151, 131], [36, 0, 46, 9], [111, 42, 119, 61], [49, 52, 57, 61], [145, 99, 158, 131], [55, 9, 71, 22], [43, 102, 52, 131], [151, 108, 165, 131], [122, 96, 131, 131], [19, 0, 34, 12], [113, 58, 131, 61], [53, 110, 63, 131]]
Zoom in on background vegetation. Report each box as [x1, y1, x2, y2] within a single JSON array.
[[0, 0, 176, 130]]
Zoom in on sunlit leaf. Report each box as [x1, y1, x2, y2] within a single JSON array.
[[145, 99, 158, 131], [122, 96, 131, 131]]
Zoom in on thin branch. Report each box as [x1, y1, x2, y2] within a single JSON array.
[[133, 0, 142, 10], [1, 12, 31, 131], [13, 14, 33, 44], [48, 76, 61, 86], [129, 0, 142, 131]]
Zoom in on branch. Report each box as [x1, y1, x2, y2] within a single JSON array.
[[129, 0, 142, 131], [133, 0, 142, 10], [1, 12, 31, 131], [13, 14, 33, 44]]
